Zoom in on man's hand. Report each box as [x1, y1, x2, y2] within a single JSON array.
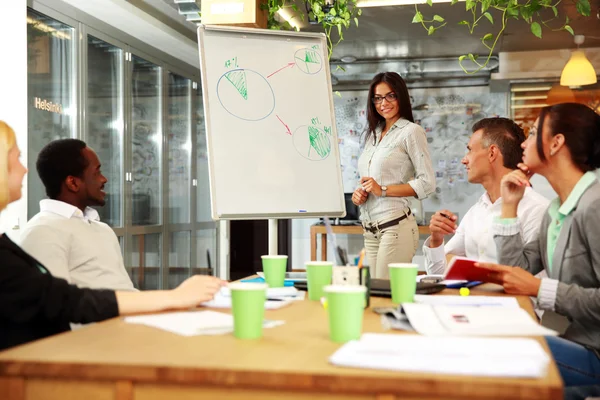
[[428, 210, 458, 248]]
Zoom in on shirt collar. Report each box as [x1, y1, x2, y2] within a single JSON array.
[[479, 186, 533, 207], [548, 171, 597, 220], [40, 199, 100, 222], [376, 118, 410, 136]]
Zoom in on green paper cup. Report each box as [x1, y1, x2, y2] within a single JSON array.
[[324, 285, 367, 343], [305, 261, 333, 301], [389, 263, 419, 304], [261, 255, 288, 288], [229, 282, 267, 340]]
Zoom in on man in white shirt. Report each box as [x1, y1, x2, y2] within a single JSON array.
[[20, 139, 136, 291], [423, 117, 549, 275]]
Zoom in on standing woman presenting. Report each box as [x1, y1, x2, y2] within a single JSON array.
[[352, 72, 435, 279]]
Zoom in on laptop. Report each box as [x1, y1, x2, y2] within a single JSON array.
[[293, 278, 445, 297]]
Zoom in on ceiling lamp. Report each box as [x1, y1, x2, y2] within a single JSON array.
[[560, 35, 597, 87]]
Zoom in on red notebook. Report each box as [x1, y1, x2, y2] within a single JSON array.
[[443, 256, 489, 282]]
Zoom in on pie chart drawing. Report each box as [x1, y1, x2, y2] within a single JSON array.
[[216, 69, 275, 121], [293, 125, 331, 161], [294, 48, 323, 75]]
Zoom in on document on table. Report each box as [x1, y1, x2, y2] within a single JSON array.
[[124, 310, 284, 336], [402, 303, 558, 337], [329, 333, 551, 378], [414, 294, 520, 308], [201, 286, 304, 309]]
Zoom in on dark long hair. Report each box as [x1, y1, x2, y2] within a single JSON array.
[[536, 103, 600, 171], [365, 72, 414, 145]]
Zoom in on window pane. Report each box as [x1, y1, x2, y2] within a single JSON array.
[[132, 55, 162, 226], [87, 36, 123, 227], [130, 233, 162, 290], [196, 89, 212, 222], [167, 74, 191, 224], [27, 9, 75, 218], [196, 229, 217, 276], [168, 231, 191, 289]]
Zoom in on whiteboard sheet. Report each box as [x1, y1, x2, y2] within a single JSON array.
[[198, 25, 345, 219]]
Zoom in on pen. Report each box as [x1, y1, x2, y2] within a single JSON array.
[[440, 212, 452, 220], [357, 248, 366, 269]]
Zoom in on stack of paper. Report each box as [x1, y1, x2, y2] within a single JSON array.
[[330, 333, 551, 378], [202, 286, 304, 309], [403, 301, 557, 337], [124, 310, 284, 336]]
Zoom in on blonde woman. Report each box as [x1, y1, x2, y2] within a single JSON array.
[[0, 121, 226, 351]]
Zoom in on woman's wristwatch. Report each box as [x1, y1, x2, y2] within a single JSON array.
[[381, 186, 387, 197]]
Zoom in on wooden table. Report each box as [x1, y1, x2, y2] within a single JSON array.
[[310, 224, 431, 261], [0, 284, 562, 400]]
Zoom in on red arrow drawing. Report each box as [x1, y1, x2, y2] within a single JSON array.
[[276, 115, 292, 135], [267, 62, 295, 78]]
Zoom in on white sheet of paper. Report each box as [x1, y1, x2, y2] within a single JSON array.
[[329, 333, 550, 378], [124, 310, 284, 336], [414, 294, 520, 308], [402, 303, 558, 337], [202, 292, 294, 309]]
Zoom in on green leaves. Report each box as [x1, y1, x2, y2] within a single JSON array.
[[576, 0, 591, 16], [412, 11, 424, 23], [427, 0, 433, 6], [482, 33, 493, 41], [483, 12, 493, 24], [428, 25, 436, 35], [565, 25, 574, 35], [433, 14, 445, 22], [466, 0, 477, 11], [531, 22, 542, 38]]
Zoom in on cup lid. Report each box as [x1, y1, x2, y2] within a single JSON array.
[[261, 255, 288, 259]]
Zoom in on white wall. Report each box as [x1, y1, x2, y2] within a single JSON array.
[[0, 1, 28, 241]]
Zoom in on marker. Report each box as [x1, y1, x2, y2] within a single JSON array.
[[299, 210, 307, 213]]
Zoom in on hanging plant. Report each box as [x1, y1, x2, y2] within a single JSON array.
[[413, 0, 592, 74], [262, 0, 362, 59]]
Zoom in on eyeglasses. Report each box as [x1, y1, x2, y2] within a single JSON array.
[[372, 93, 398, 104]]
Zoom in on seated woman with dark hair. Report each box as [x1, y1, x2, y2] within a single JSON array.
[[475, 103, 600, 398], [0, 121, 226, 351]]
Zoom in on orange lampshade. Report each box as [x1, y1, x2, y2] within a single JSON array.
[[546, 84, 576, 105]]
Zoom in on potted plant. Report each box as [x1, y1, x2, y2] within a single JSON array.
[[263, 0, 362, 58], [412, 0, 592, 73]]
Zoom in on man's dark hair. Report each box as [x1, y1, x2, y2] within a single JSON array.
[[472, 117, 526, 169], [36, 139, 88, 199]]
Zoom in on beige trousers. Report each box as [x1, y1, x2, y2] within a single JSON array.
[[363, 212, 419, 279]]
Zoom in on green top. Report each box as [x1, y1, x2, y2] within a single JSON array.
[[546, 171, 597, 272]]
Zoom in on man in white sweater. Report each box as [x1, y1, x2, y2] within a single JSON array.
[[20, 139, 135, 291], [423, 118, 550, 275]]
